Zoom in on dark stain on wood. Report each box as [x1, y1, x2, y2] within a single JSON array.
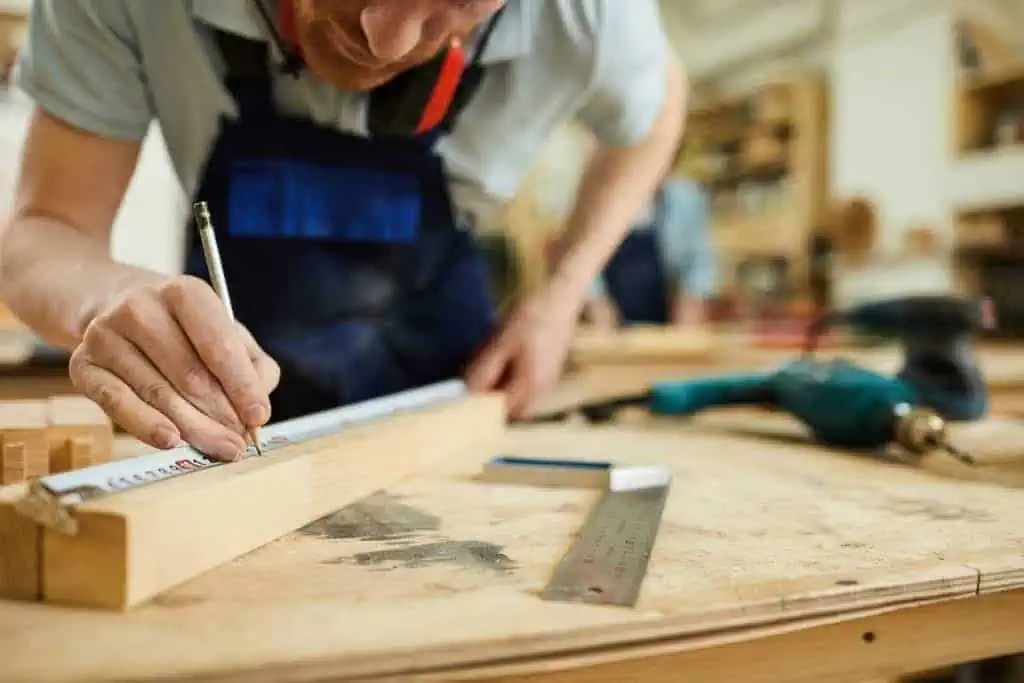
[[329, 541, 518, 573], [302, 492, 440, 542]]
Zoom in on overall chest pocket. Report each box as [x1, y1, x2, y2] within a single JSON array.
[[226, 157, 423, 243]]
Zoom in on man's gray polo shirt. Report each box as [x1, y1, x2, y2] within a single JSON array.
[[13, 0, 671, 224]]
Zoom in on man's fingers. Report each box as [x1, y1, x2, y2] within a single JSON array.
[[465, 334, 512, 391], [111, 294, 248, 434], [163, 277, 271, 429], [504, 355, 535, 419], [70, 355, 182, 452], [81, 327, 248, 462], [240, 325, 282, 394]]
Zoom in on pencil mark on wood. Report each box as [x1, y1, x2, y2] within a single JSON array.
[[329, 541, 518, 573], [152, 594, 206, 608], [301, 492, 440, 541]]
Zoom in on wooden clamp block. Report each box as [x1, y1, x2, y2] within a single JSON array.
[[19, 392, 506, 610], [0, 483, 40, 601], [45, 396, 113, 473], [0, 402, 50, 485]]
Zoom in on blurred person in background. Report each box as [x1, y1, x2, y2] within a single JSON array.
[[583, 176, 718, 329], [0, 0, 685, 460]]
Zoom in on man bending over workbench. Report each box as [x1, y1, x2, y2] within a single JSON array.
[[0, 1, 685, 461]]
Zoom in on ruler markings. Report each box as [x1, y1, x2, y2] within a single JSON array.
[[541, 484, 670, 607]]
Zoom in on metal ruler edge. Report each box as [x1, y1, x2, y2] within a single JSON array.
[[540, 479, 671, 608], [15, 379, 469, 534]]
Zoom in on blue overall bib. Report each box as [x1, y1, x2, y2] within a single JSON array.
[[183, 29, 498, 422], [602, 190, 670, 325]]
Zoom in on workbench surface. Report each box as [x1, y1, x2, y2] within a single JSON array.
[[1, 417, 1022, 683]]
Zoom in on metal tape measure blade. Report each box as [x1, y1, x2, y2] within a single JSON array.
[[17, 380, 469, 533]]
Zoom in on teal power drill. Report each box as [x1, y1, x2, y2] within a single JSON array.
[[566, 295, 995, 465]]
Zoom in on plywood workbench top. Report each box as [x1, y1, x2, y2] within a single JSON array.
[[0, 418, 1022, 683]]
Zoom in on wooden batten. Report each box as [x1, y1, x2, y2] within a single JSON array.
[[38, 393, 506, 610], [570, 327, 718, 368]]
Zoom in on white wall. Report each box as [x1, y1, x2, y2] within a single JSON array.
[[827, 0, 957, 303], [829, 0, 956, 253], [0, 89, 186, 276], [109, 127, 187, 276]]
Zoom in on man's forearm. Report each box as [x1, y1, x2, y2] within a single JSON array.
[[0, 216, 165, 349], [548, 55, 687, 307]]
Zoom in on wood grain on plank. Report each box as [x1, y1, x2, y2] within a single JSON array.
[[0, 423, 1020, 682], [40, 393, 506, 610]]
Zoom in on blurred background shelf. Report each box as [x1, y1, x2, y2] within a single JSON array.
[[953, 10, 1024, 338], [678, 73, 829, 318]]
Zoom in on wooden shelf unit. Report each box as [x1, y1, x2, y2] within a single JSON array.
[[676, 73, 829, 315], [953, 17, 1024, 337]]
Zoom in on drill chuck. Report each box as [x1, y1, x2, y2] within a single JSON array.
[[892, 403, 974, 465]]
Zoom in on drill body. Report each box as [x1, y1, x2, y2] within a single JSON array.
[[642, 295, 993, 452], [648, 358, 916, 450]]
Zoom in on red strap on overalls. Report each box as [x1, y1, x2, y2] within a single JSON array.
[[415, 39, 466, 134], [278, 0, 305, 60]]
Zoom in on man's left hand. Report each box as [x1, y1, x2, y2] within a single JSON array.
[[464, 285, 580, 419]]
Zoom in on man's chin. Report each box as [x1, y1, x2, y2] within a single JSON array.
[[301, 51, 400, 91], [315, 67, 397, 91]]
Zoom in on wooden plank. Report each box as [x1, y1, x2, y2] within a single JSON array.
[[567, 330, 1024, 391], [0, 422, 1021, 682], [0, 483, 39, 600], [569, 327, 718, 367], [38, 393, 506, 610]]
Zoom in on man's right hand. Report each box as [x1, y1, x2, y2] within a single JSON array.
[[1, 110, 278, 460], [69, 275, 280, 461]]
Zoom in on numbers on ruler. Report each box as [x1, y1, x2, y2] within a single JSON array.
[[102, 454, 221, 493]]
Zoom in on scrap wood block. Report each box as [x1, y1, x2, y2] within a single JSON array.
[[40, 392, 507, 611], [0, 397, 114, 484], [0, 484, 40, 601], [0, 402, 50, 485], [45, 396, 113, 472]]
